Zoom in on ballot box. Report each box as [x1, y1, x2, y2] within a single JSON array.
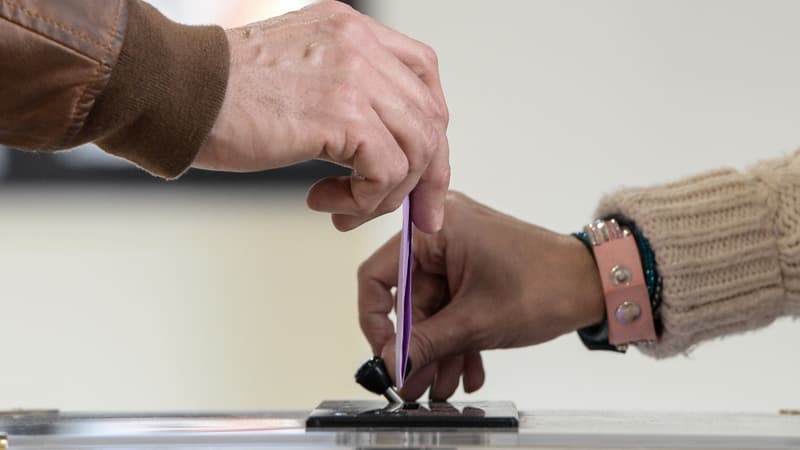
[[1, 409, 798, 449]]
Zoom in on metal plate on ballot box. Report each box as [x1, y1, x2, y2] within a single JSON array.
[[306, 400, 519, 429]]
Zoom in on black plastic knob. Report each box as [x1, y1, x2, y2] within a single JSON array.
[[355, 357, 393, 395]]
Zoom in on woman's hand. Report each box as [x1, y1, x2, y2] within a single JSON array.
[[194, 1, 450, 233], [358, 192, 605, 400]]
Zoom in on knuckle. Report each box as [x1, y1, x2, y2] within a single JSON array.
[[428, 96, 449, 125], [439, 103, 450, 126], [371, 156, 407, 189], [388, 158, 409, 185], [337, 82, 361, 105], [358, 315, 374, 336], [356, 260, 371, 282], [412, 331, 436, 366], [425, 98, 444, 123], [358, 316, 370, 335], [330, 12, 366, 40], [422, 95, 448, 128], [343, 52, 367, 74], [421, 123, 441, 157], [388, 198, 405, 212], [406, 156, 425, 177], [334, 82, 367, 119], [378, 197, 405, 215], [433, 163, 451, 191], [461, 312, 482, 337], [463, 315, 491, 352], [357, 318, 376, 340], [445, 190, 466, 207], [421, 44, 439, 69], [354, 197, 378, 216], [406, 123, 438, 174], [314, 0, 355, 15]]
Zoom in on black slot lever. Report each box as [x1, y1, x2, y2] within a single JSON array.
[[355, 357, 403, 404]]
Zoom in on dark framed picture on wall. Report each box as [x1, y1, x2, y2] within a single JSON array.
[[0, 0, 370, 188]]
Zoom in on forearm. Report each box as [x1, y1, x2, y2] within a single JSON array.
[[0, 0, 229, 179], [596, 151, 800, 357]]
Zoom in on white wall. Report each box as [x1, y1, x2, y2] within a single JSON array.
[[0, 188, 374, 410], [1, 1, 798, 414]]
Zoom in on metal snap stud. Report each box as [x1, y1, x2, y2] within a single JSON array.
[[615, 301, 641, 324], [610, 265, 632, 285]]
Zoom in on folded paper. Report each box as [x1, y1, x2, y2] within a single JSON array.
[[395, 196, 413, 388]]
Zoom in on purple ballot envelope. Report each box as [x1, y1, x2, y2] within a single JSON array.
[[395, 196, 413, 388]]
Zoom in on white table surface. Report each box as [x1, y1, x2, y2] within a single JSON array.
[[1, 409, 798, 449]]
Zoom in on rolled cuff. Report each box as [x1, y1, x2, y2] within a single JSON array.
[[596, 164, 786, 358], [77, 0, 229, 179]]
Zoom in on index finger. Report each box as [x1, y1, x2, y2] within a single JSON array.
[[363, 19, 451, 231], [358, 233, 401, 355], [411, 133, 450, 232]]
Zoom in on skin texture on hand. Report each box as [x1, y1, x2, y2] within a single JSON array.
[[358, 192, 605, 401], [193, 1, 450, 233]]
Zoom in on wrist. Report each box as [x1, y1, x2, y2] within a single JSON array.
[[193, 35, 235, 172], [562, 234, 605, 330]]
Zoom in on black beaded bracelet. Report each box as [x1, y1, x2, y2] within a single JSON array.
[[573, 215, 663, 352]]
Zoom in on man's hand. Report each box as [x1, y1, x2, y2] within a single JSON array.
[[358, 192, 606, 401], [193, 1, 450, 233]]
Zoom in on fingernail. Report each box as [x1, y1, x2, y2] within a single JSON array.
[[434, 208, 444, 231]]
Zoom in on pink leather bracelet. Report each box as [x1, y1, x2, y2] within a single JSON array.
[[583, 219, 656, 350]]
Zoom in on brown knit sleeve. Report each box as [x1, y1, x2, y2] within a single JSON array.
[[595, 151, 800, 358], [74, 0, 229, 179]]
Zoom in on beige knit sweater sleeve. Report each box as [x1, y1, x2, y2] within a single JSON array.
[[596, 151, 800, 358]]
